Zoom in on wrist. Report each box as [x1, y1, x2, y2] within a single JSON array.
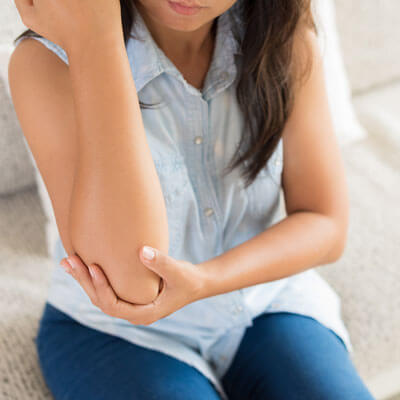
[[64, 29, 124, 60], [195, 258, 219, 301]]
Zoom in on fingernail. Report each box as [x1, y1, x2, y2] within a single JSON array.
[[88, 265, 96, 280], [142, 246, 155, 260], [67, 257, 77, 270], [60, 258, 72, 273]]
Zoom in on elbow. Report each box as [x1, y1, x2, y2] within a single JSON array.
[[99, 256, 162, 305], [326, 238, 346, 263], [113, 257, 162, 305], [325, 217, 349, 263], [101, 255, 163, 305], [68, 204, 168, 305], [112, 264, 161, 305], [72, 249, 162, 305], [69, 232, 164, 305]]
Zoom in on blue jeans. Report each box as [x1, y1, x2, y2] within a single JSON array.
[[36, 302, 375, 400]]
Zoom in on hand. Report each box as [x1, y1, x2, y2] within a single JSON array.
[[60, 247, 207, 326], [14, 0, 122, 52]]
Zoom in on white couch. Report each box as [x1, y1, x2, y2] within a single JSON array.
[[0, 0, 399, 399]]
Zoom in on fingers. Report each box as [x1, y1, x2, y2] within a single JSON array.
[[64, 257, 141, 321], [140, 246, 183, 284], [62, 255, 98, 306], [158, 278, 164, 295], [87, 264, 121, 316], [125, 283, 170, 326], [80, 263, 155, 324], [63, 253, 170, 326], [103, 279, 168, 326], [14, 0, 35, 29]]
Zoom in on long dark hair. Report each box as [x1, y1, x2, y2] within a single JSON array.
[[14, 0, 317, 188]]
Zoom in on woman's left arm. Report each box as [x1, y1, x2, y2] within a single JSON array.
[[197, 28, 350, 299]]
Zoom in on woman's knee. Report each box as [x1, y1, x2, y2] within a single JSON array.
[[222, 312, 375, 400]]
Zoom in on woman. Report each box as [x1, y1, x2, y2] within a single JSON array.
[[10, 0, 375, 399]]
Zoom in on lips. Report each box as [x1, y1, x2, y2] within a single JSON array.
[[168, 0, 204, 15], [169, 1, 203, 8]]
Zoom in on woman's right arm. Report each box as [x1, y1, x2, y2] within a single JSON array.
[[9, 5, 169, 305]]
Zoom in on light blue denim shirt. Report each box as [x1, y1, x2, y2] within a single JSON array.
[[15, 3, 352, 399]]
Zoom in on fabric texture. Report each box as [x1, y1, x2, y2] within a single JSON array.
[[0, 45, 36, 195], [13, 3, 353, 399], [36, 303, 374, 400]]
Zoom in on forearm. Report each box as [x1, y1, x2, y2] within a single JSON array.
[[66, 33, 168, 304], [197, 211, 346, 299]]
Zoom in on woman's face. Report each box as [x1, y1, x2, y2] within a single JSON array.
[[135, 0, 238, 32]]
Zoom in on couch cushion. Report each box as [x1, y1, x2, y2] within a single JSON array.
[[0, 3, 37, 195], [0, 65, 36, 195], [334, 0, 400, 93], [312, 0, 367, 147], [0, 186, 52, 399]]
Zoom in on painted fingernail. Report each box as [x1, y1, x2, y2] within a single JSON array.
[[142, 246, 155, 260]]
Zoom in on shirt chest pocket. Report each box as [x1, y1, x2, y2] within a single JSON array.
[[243, 144, 283, 219]]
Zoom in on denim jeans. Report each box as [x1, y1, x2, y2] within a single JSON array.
[[36, 302, 375, 400]]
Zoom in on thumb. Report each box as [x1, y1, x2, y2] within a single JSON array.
[[140, 245, 176, 281]]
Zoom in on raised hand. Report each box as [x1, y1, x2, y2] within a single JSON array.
[[14, 0, 122, 52]]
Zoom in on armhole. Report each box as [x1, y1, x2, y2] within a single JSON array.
[[14, 36, 69, 65]]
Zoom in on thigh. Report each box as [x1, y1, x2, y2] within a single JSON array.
[[221, 312, 375, 400], [36, 302, 221, 400]]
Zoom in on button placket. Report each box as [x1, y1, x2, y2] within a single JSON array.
[[194, 127, 215, 221], [197, 97, 222, 233]]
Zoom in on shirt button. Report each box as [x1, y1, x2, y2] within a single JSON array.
[[204, 207, 214, 217], [194, 136, 203, 144], [231, 305, 243, 315], [274, 158, 282, 166], [221, 71, 229, 80]]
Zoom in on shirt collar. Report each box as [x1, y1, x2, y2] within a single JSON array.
[[126, 2, 244, 100]]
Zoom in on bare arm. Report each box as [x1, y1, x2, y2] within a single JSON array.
[[66, 32, 168, 304], [9, 32, 167, 305], [197, 28, 349, 299]]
